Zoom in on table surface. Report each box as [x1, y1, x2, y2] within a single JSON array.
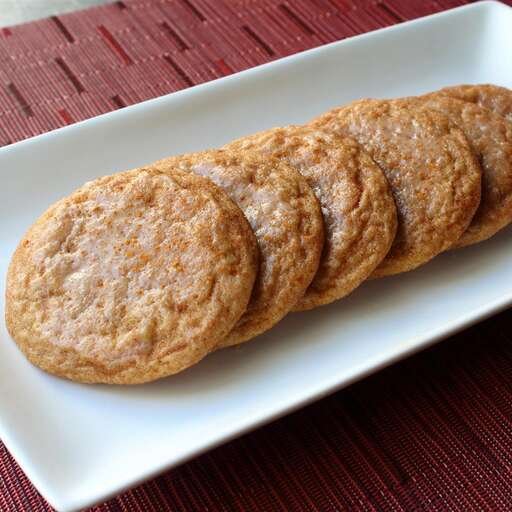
[[0, 0, 110, 27], [1, 1, 512, 511]]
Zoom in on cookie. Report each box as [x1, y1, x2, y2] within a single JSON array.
[[225, 126, 397, 310], [413, 95, 512, 246], [158, 149, 324, 345], [436, 84, 512, 122], [311, 99, 481, 276], [5, 167, 259, 384]]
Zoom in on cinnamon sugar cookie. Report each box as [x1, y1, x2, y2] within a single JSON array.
[[311, 99, 481, 276], [158, 149, 324, 345], [413, 95, 512, 246], [225, 126, 397, 310], [5, 167, 258, 384]]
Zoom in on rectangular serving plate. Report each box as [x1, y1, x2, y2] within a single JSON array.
[[1, 2, 512, 510]]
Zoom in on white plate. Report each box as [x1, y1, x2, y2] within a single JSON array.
[[2, 2, 512, 510]]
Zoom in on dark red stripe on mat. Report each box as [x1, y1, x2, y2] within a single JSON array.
[[163, 55, 194, 87], [160, 21, 189, 51], [6, 83, 33, 117], [50, 15, 75, 43], [55, 57, 85, 93], [111, 94, 126, 108], [97, 25, 133, 65], [242, 25, 275, 56], [278, 4, 315, 35], [377, 2, 405, 22]]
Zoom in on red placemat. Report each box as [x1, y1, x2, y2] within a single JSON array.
[[2, 1, 512, 510]]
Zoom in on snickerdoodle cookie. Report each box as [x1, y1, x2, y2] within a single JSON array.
[[158, 149, 324, 345], [225, 126, 397, 310], [5, 167, 258, 383], [414, 94, 512, 246], [311, 99, 481, 276]]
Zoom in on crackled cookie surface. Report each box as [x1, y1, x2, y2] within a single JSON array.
[[159, 149, 324, 345], [437, 84, 512, 122], [415, 94, 512, 246], [6, 167, 258, 383], [226, 126, 397, 309], [311, 99, 481, 276]]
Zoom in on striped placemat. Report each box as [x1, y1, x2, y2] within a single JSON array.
[[1, 1, 512, 510]]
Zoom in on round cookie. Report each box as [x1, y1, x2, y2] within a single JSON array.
[[436, 84, 512, 122], [5, 167, 259, 384], [225, 126, 397, 310], [157, 149, 324, 345], [311, 99, 481, 276], [412, 95, 512, 246]]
